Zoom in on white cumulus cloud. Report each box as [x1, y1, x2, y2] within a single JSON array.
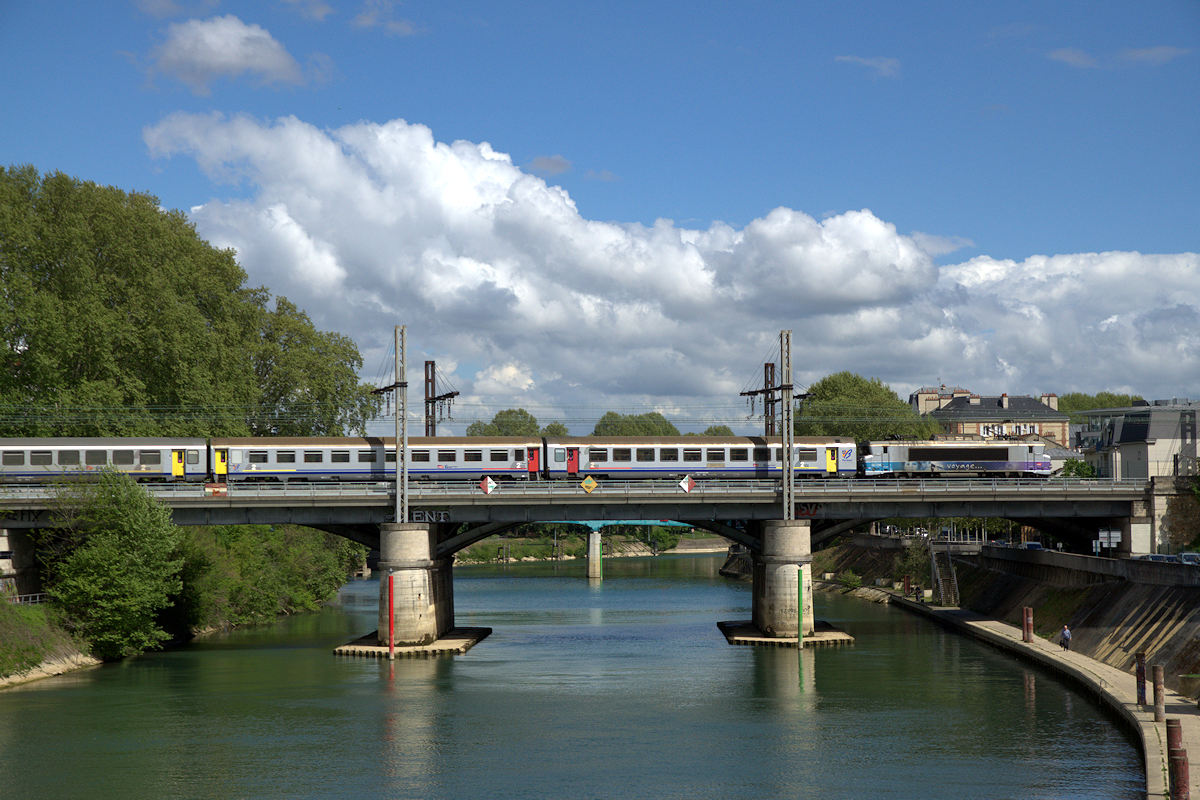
[[150, 15, 305, 94], [143, 112, 1200, 428]]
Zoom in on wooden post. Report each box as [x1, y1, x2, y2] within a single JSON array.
[[1136, 652, 1147, 706], [1154, 664, 1166, 723], [1022, 606, 1033, 643]]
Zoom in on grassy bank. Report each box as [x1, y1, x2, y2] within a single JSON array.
[[0, 601, 83, 678]]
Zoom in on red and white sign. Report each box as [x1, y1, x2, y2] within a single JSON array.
[[480, 477, 497, 495], [679, 475, 695, 493]]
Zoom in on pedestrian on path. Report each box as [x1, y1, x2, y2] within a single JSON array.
[[1060, 624, 1072, 651]]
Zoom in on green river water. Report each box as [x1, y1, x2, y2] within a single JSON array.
[[0, 554, 1143, 799]]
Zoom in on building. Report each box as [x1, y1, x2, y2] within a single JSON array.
[[1078, 399, 1200, 480], [909, 386, 1069, 444]]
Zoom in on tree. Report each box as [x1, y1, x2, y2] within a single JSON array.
[[466, 408, 541, 436], [688, 424, 734, 436], [795, 372, 940, 441], [1059, 458, 1098, 478], [38, 471, 183, 659], [540, 421, 569, 436], [592, 411, 680, 436], [1057, 392, 1144, 424], [0, 166, 378, 437]]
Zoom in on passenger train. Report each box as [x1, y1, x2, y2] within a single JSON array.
[[0, 436, 1051, 483]]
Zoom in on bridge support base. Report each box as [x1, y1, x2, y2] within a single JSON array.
[[377, 523, 454, 646], [752, 520, 814, 638], [587, 531, 603, 579]]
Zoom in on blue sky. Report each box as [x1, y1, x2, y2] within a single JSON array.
[[2, 1, 1198, 432]]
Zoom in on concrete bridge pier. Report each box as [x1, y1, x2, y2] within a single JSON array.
[[752, 520, 814, 638], [377, 523, 454, 646], [587, 530, 603, 579]]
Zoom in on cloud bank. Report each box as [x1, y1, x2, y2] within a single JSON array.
[[150, 15, 306, 94], [143, 113, 1200, 428]]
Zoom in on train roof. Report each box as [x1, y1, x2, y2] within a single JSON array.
[[209, 436, 542, 446], [543, 436, 856, 445], [0, 438, 208, 446]]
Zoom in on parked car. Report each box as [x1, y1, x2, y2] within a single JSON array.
[[1179, 553, 1200, 566]]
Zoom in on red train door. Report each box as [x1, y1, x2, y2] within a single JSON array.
[[566, 447, 580, 476], [527, 447, 540, 478]]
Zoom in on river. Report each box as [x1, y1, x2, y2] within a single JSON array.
[[0, 554, 1143, 799]]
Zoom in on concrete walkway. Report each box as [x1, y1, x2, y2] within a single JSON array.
[[892, 595, 1198, 799]]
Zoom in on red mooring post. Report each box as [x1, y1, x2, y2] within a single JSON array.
[[1022, 607, 1033, 643], [1154, 665, 1166, 723], [388, 572, 396, 661], [1167, 718, 1191, 800], [1136, 652, 1147, 706]]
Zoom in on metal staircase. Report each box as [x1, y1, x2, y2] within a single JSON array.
[[929, 542, 960, 606]]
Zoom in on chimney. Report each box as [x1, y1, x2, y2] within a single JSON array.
[[1001, 393, 1009, 409], [969, 394, 981, 406], [1040, 393, 1058, 411]]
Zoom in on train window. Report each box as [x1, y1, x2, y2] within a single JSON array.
[[438, 450, 457, 462], [797, 449, 817, 462], [58, 450, 80, 465], [31, 451, 52, 466], [139, 450, 161, 466], [636, 448, 655, 462], [660, 448, 678, 461], [613, 449, 632, 462], [331, 451, 350, 463], [489, 450, 508, 462], [85, 451, 107, 466], [729, 448, 748, 461], [683, 449, 702, 462], [304, 451, 323, 463], [774, 448, 783, 462], [277, 451, 296, 463], [706, 449, 725, 462], [113, 450, 134, 465], [753, 448, 770, 461], [187, 450, 199, 464], [513, 449, 524, 460], [410, 451, 430, 463], [554, 448, 566, 463], [2, 451, 24, 466], [249, 451, 269, 464], [464, 450, 483, 462], [590, 448, 608, 462], [358, 450, 377, 463]]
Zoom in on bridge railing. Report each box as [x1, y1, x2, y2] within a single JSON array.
[[0, 476, 1150, 502]]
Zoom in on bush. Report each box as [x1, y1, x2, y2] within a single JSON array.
[[836, 569, 862, 590]]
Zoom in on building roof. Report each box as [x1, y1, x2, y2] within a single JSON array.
[[927, 395, 1068, 421]]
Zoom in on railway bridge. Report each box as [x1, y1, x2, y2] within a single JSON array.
[[0, 477, 1163, 646]]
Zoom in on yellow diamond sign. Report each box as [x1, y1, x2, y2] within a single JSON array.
[[580, 476, 598, 494]]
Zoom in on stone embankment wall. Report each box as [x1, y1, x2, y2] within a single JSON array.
[[808, 542, 1200, 696]]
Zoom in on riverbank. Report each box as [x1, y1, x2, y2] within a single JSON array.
[[886, 593, 1199, 799]]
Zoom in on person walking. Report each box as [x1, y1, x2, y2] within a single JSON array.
[[1060, 624, 1072, 651]]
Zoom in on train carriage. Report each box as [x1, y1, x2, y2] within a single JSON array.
[[862, 440, 1051, 478], [213, 436, 542, 482], [0, 438, 209, 482], [542, 436, 857, 480]]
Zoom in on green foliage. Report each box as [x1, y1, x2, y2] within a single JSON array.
[[1163, 490, 1200, 552], [466, 408, 541, 436], [172, 525, 367, 630], [836, 569, 862, 590], [1056, 392, 1144, 423], [893, 540, 931, 584], [1059, 458, 1098, 478], [38, 471, 183, 659], [0, 602, 80, 678], [796, 372, 940, 441], [0, 165, 378, 436], [592, 411, 680, 436], [540, 421, 569, 436], [688, 425, 734, 436]]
